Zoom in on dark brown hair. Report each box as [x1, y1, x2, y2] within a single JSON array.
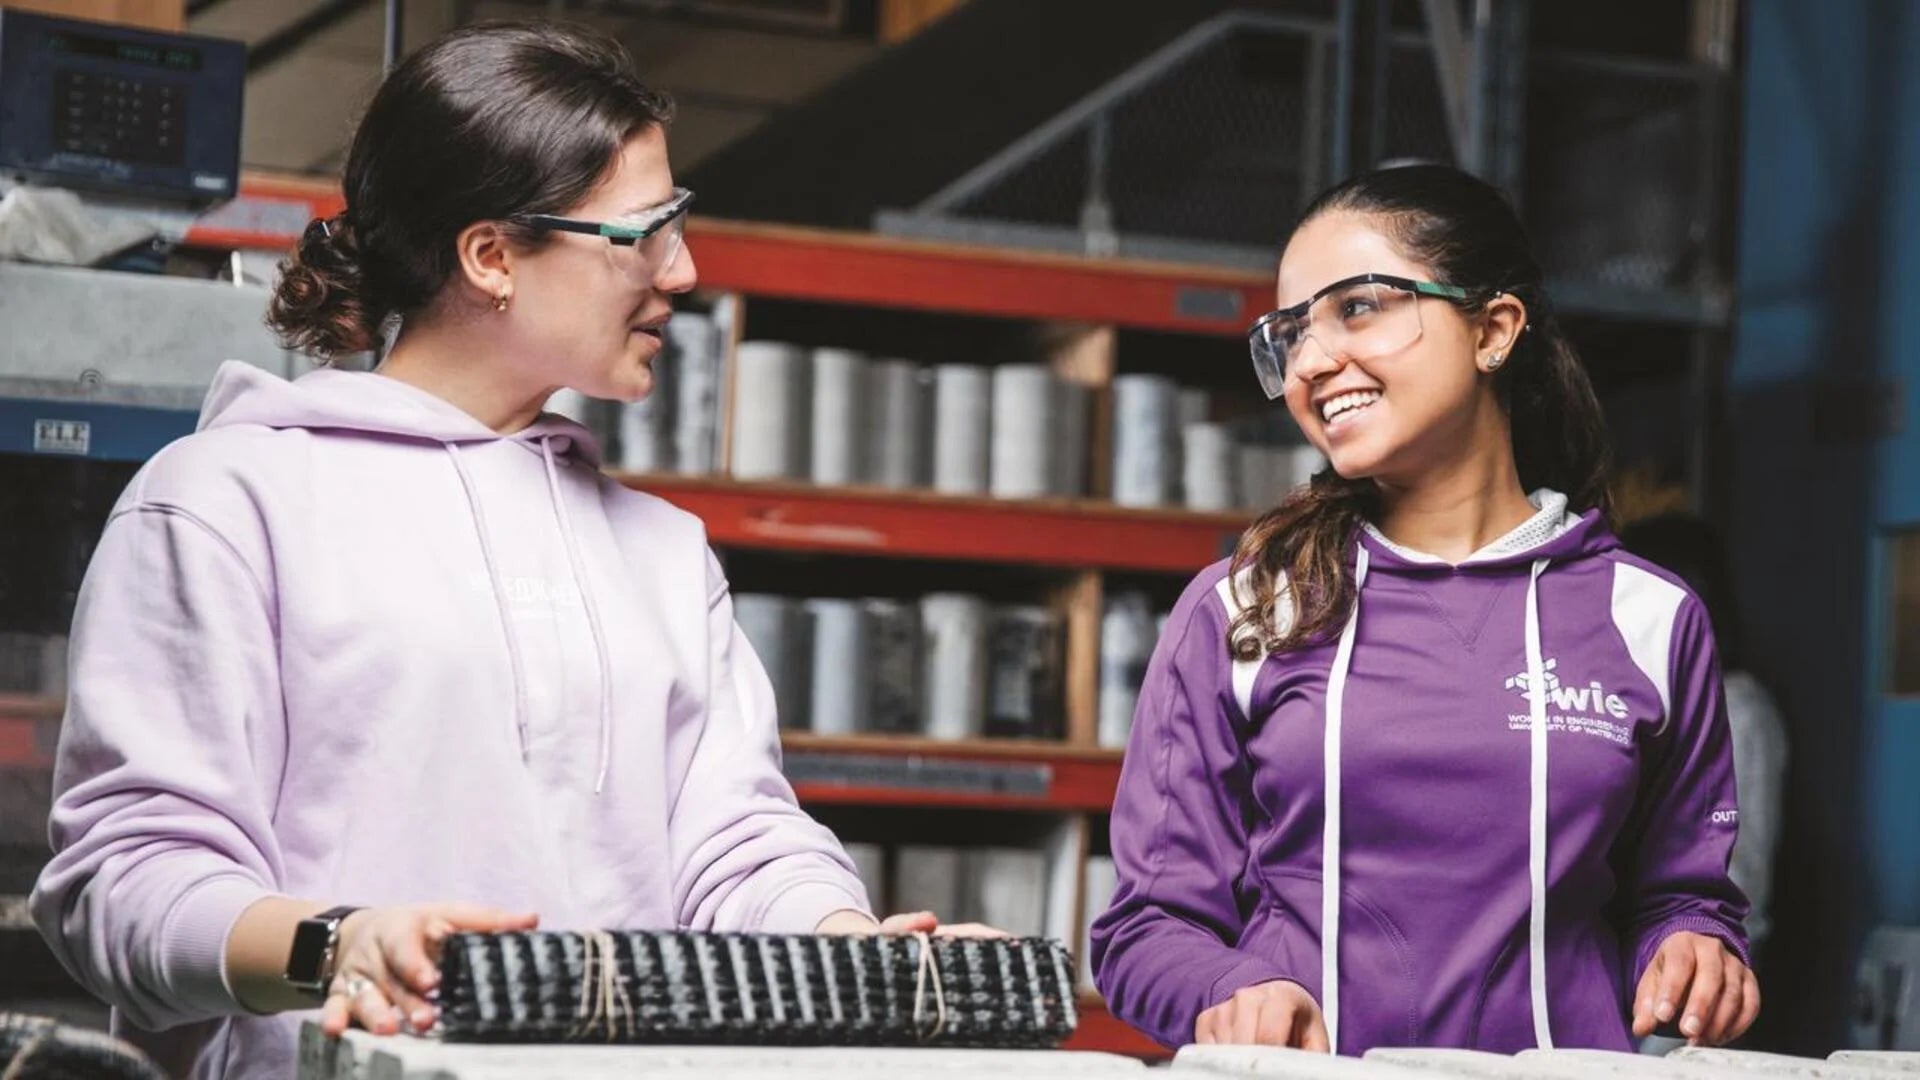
[[1228, 164, 1613, 658], [268, 21, 674, 359]]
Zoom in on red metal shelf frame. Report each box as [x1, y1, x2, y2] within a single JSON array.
[[626, 474, 1246, 573], [187, 176, 1274, 338], [780, 732, 1123, 813]]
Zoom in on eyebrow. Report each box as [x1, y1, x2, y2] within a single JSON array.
[[620, 193, 680, 216], [1277, 273, 1470, 316], [1273, 274, 1372, 317]]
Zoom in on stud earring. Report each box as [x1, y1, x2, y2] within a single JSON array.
[[1485, 351, 1505, 371], [494, 292, 510, 313]]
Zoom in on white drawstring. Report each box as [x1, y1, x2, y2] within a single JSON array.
[[446, 444, 531, 760], [1524, 558, 1554, 1048], [1316, 540, 1558, 1052], [540, 438, 618, 794], [1319, 550, 1554, 1051], [1320, 545, 1369, 1054], [447, 437, 616, 792]]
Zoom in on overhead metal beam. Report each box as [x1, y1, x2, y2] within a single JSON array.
[[1366, 0, 1390, 170], [1472, 0, 1528, 196], [498, 0, 859, 38], [246, 0, 377, 73], [383, 0, 403, 72], [1331, 0, 1357, 179], [1418, 0, 1475, 169], [1333, 0, 1392, 179], [1300, 26, 1328, 203]]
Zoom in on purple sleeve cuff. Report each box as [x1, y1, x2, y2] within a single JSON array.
[[153, 875, 271, 1028], [1100, 945, 1301, 1049], [1205, 952, 1303, 1009], [752, 878, 873, 935], [1634, 913, 1752, 983]]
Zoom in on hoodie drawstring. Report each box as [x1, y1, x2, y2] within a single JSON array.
[[1524, 557, 1554, 1048], [1319, 550, 1556, 1052], [1320, 545, 1368, 1053], [540, 438, 618, 795], [446, 444, 533, 761]]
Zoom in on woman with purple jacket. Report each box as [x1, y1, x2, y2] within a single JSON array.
[[1089, 165, 1757, 1056]]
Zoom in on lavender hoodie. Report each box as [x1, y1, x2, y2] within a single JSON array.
[[30, 362, 871, 1079], [1090, 493, 1749, 1055]]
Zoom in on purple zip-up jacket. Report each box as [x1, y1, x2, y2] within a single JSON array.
[[1090, 492, 1749, 1055]]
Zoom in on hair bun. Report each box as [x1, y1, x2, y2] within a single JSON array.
[[268, 211, 382, 359]]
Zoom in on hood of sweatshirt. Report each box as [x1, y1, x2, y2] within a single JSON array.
[[199, 361, 603, 462], [200, 361, 623, 789]]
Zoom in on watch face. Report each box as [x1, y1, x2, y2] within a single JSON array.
[[286, 917, 336, 989]]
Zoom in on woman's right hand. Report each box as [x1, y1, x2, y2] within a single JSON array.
[[319, 903, 539, 1037], [1194, 979, 1330, 1050]]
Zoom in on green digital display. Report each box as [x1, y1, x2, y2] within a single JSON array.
[[48, 29, 201, 73]]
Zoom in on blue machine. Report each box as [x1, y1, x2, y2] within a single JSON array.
[[0, 8, 245, 205], [0, 394, 197, 461]]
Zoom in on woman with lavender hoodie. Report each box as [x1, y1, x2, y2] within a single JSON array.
[[1090, 166, 1757, 1056], [30, 24, 959, 1080]]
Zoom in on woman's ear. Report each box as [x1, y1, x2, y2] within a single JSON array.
[[1476, 293, 1529, 372], [453, 220, 516, 310]]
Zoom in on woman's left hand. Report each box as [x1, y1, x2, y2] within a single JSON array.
[[1631, 931, 1760, 1045], [815, 910, 1009, 938]]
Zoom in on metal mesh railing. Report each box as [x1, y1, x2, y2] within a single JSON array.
[[902, 14, 1726, 317], [940, 19, 1322, 254], [1525, 55, 1713, 291]]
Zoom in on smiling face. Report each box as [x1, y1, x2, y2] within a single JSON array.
[[494, 126, 698, 404], [1276, 210, 1504, 487]]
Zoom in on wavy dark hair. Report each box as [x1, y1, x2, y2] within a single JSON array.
[[1228, 164, 1613, 658], [268, 21, 674, 358]]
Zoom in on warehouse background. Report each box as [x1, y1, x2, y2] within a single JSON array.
[[0, 0, 1915, 1062]]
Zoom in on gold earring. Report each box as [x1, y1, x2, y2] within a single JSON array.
[[493, 292, 510, 313]]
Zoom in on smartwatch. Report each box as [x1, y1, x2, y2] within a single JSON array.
[[285, 905, 361, 998]]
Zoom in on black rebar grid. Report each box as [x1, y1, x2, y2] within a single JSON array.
[[436, 932, 1079, 1048]]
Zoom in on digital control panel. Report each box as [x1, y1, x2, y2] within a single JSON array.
[[0, 9, 243, 205]]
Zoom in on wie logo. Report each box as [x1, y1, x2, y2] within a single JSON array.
[[1503, 658, 1631, 720]]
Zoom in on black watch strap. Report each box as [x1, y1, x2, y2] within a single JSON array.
[[285, 905, 361, 997]]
